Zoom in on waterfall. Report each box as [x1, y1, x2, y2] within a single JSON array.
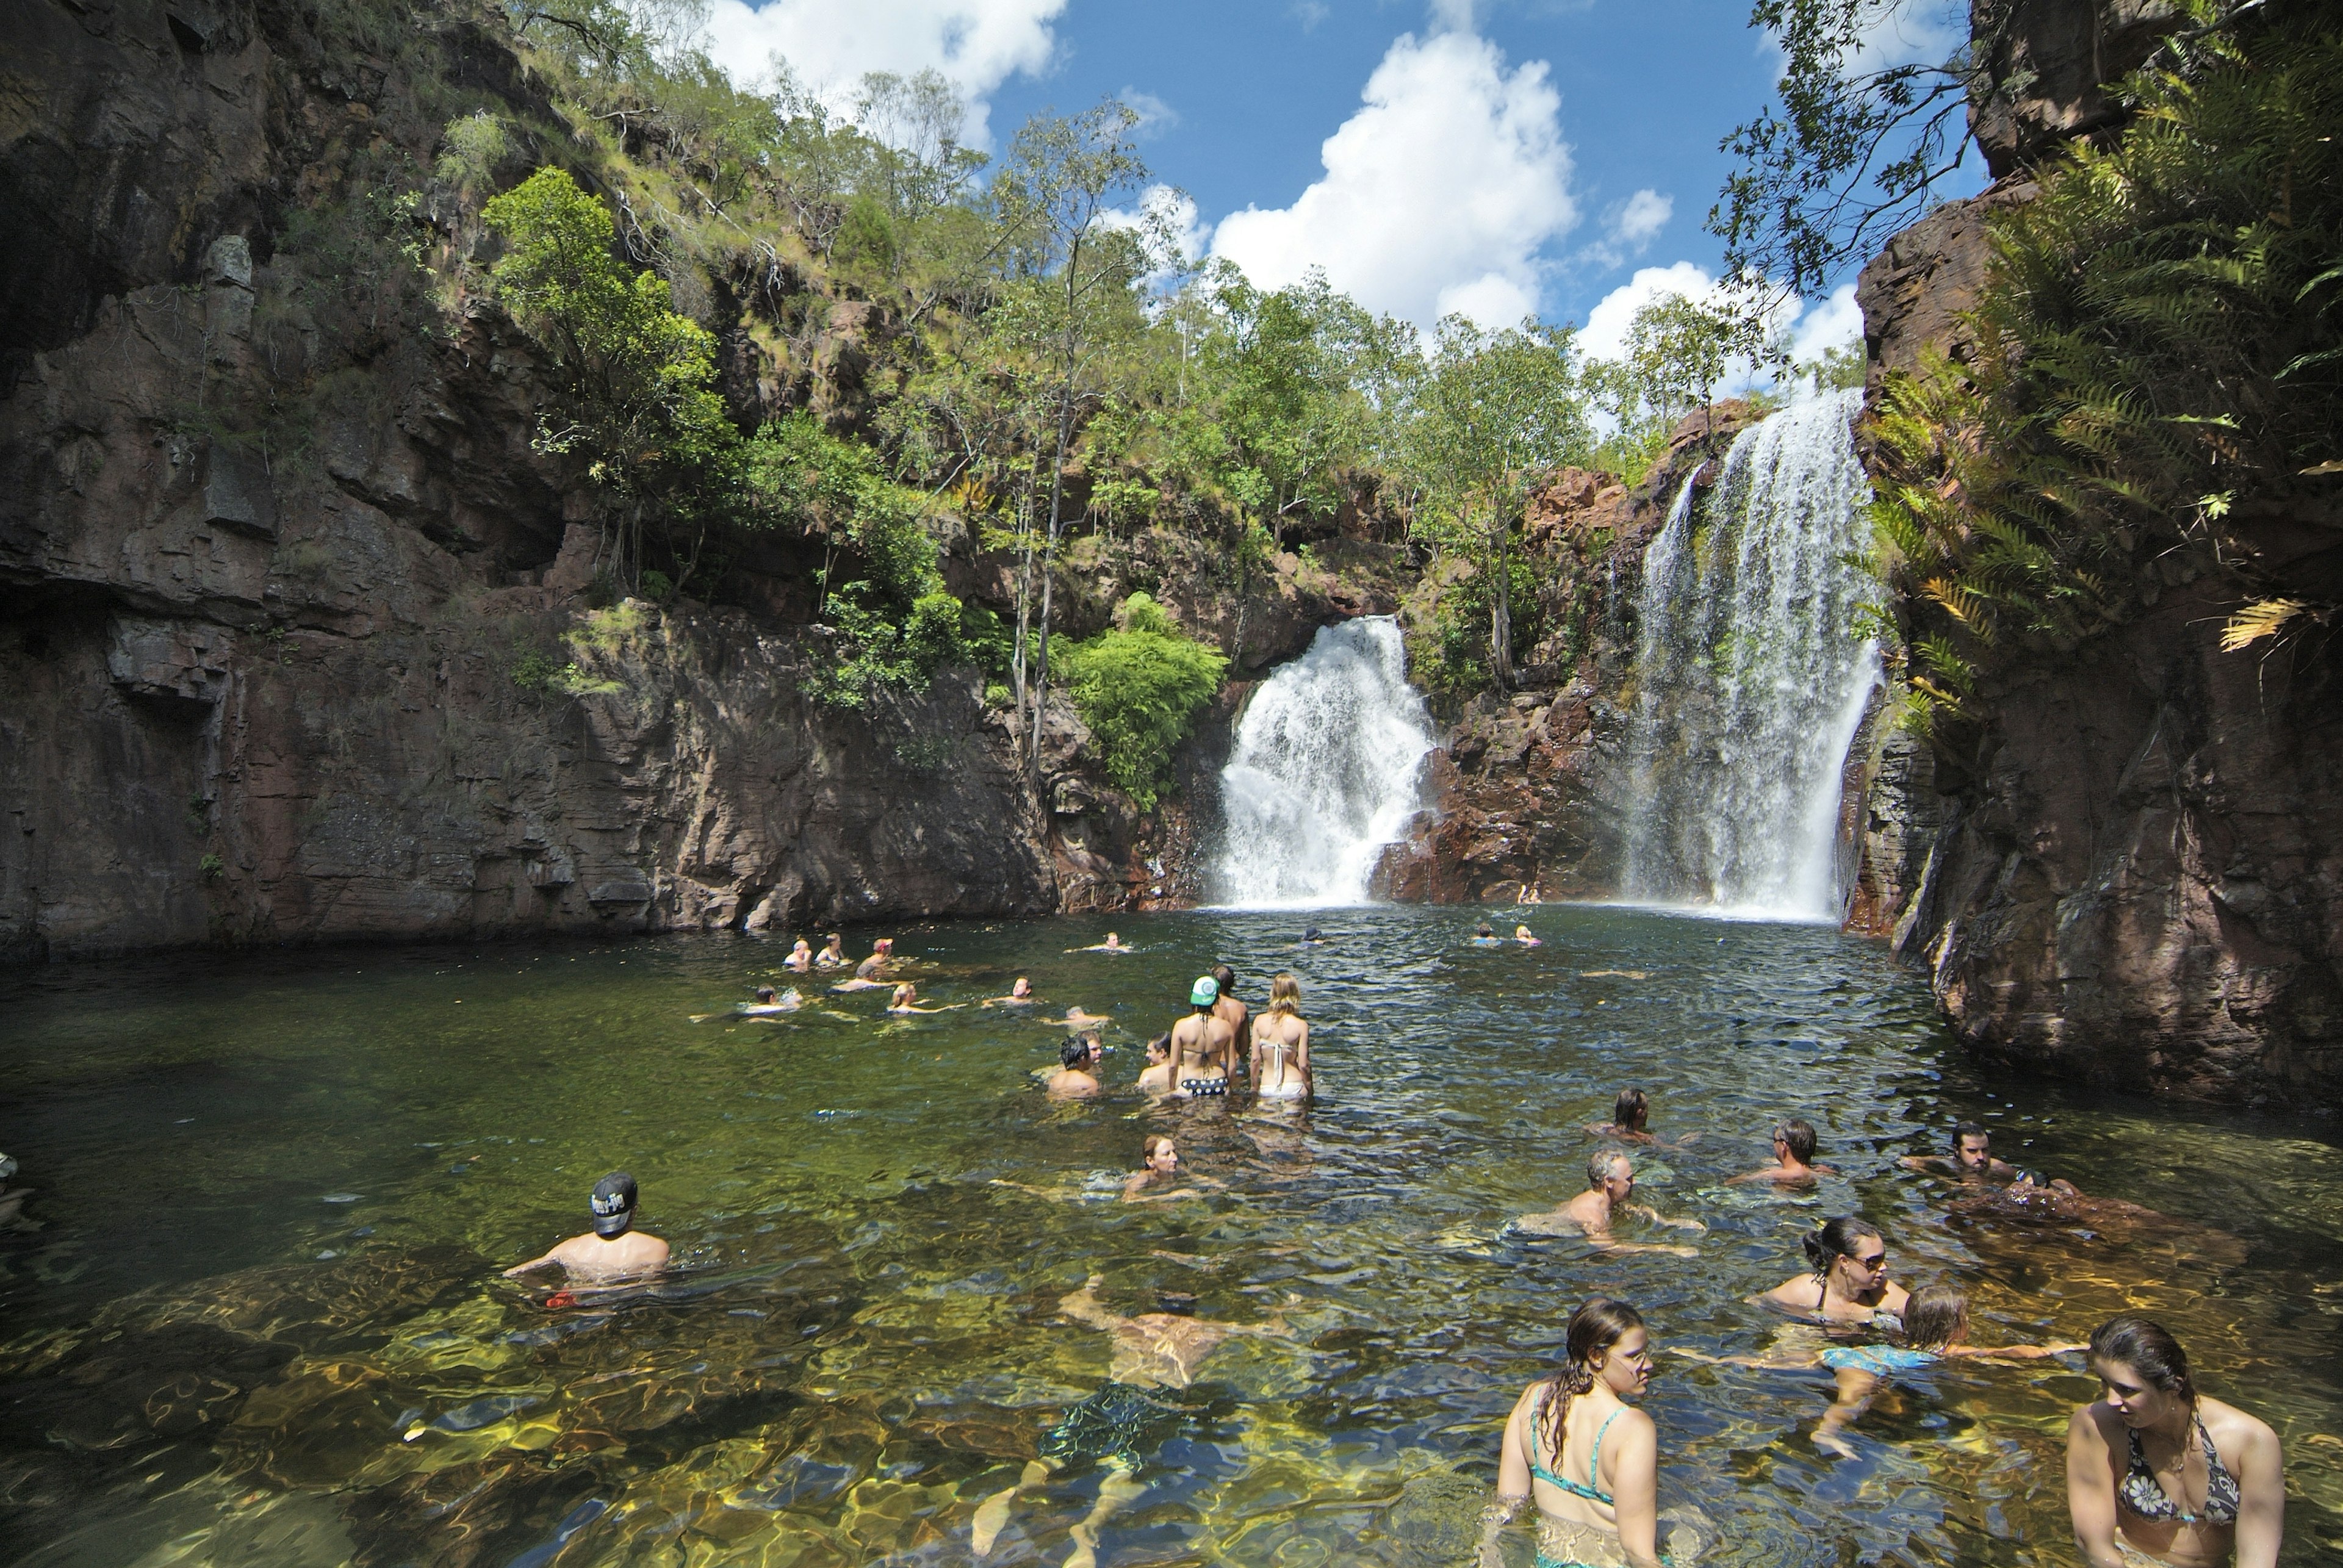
[[1213, 616, 1437, 907], [1619, 390, 1880, 921]]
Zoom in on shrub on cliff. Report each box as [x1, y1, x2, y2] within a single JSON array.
[[1060, 595, 1228, 809]]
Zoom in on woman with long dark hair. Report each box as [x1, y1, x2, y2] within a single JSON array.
[[2067, 1315, 2283, 1567], [1756, 1215, 1910, 1326], [1479, 1297, 1663, 1568]]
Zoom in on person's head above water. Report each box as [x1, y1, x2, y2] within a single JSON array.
[[754, 986, 779, 1002], [1613, 1087, 1649, 1131], [1142, 1134, 1179, 1173], [1145, 1032, 1171, 1062], [1011, 976, 1032, 998], [873, 937, 894, 954], [1774, 1118, 1819, 1165], [1586, 1146, 1634, 1197], [1062, 1033, 1102, 1069], [1265, 972, 1301, 1017], [590, 1171, 638, 1238], [1211, 963, 1236, 994], [1303, 925, 1324, 942], [890, 982, 915, 1005], [2087, 1315, 2197, 1423], [1535, 1296, 1653, 1447], [1953, 1120, 1993, 1169], [1900, 1284, 1971, 1352], [1802, 1215, 1888, 1288], [1188, 976, 1219, 1011], [1476, 922, 1494, 938]]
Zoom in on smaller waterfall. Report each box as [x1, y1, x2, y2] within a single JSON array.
[[1619, 390, 1881, 921], [1214, 617, 1437, 908]]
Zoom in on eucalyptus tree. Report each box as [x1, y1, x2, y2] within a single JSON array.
[[1406, 317, 1594, 688]]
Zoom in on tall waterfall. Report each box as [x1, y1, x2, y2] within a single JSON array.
[[1213, 617, 1437, 907], [1619, 390, 1880, 921]]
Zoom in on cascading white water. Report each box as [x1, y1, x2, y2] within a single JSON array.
[[1212, 616, 1437, 907], [1619, 389, 1881, 921]]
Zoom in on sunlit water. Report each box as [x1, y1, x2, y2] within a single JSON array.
[[2, 908, 2339, 1567]]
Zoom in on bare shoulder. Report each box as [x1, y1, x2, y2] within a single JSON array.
[[1609, 1404, 1657, 1445], [2202, 1397, 2280, 1455], [2068, 1400, 2120, 1448]]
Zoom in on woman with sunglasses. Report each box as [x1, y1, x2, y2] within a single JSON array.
[[1756, 1215, 1909, 1326]]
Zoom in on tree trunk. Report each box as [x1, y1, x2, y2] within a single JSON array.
[[1012, 481, 1034, 752], [1491, 506, 1514, 689], [1029, 386, 1075, 794]]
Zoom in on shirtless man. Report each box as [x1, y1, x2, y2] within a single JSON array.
[[982, 977, 1036, 1007], [1039, 1005, 1112, 1029], [1051, 1034, 1105, 1099], [1070, 932, 1131, 954], [503, 1172, 670, 1284], [1900, 1120, 2024, 1182], [1209, 964, 1250, 1079], [1517, 1148, 1703, 1256], [815, 933, 848, 969], [1167, 977, 1233, 1098], [833, 938, 896, 991], [1727, 1119, 1838, 1185]]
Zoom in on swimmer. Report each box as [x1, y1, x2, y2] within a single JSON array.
[[1039, 1005, 1112, 1029], [1675, 1284, 2081, 1458], [1210, 964, 1251, 1078], [1167, 976, 1233, 1098], [1756, 1215, 1910, 1326], [1726, 1118, 1838, 1184], [1299, 924, 1330, 946], [783, 938, 814, 973], [0, 1152, 29, 1228], [1899, 1120, 2024, 1182], [885, 981, 962, 1015], [502, 1171, 670, 1284], [1050, 1034, 1104, 1099], [815, 932, 848, 968], [2066, 1314, 2284, 1568], [981, 976, 1037, 1007], [1585, 1088, 1700, 1148], [1471, 922, 1505, 948], [1516, 1148, 1704, 1256], [1136, 1034, 1176, 1097], [970, 1274, 1290, 1567], [689, 985, 802, 1023], [1068, 932, 1132, 953], [1514, 924, 1542, 947], [1250, 972, 1311, 1103], [1122, 1134, 1214, 1202], [1478, 1296, 1664, 1568], [832, 937, 897, 991]]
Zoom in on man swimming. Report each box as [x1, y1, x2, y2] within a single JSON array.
[[1069, 932, 1132, 953], [1727, 1119, 1838, 1184], [741, 985, 803, 1015], [503, 1172, 670, 1284], [832, 938, 897, 991], [1517, 1148, 1704, 1256], [981, 977, 1037, 1007], [1899, 1120, 2024, 1182], [1051, 1034, 1105, 1099]]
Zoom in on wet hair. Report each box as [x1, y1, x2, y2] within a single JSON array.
[[825, 932, 842, 944], [1802, 1215, 1885, 1279], [1476, 922, 1494, 937], [1211, 964, 1236, 992], [1775, 1118, 1818, 1163], [1145, 1032, 1172, 1060], [1266, 972, 1302, 1018], [1954, 1120, 1990, 1146], [1533, 1297, 1647, 1463], [1612, 1088, 1649, 1131], [1587, 1146, 1632, 1190], [1899, 1284, 1970, 1352], [891, 982, 915, 1003], [2089, 1316, 2197, 1408], [755, 987, 778, 1002], [1142, 1134, 1176, 1162], [1060, 1035, 1099, 1068]]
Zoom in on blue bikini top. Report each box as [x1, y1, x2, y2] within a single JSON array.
[[1526, 1397, 1624, 1505]]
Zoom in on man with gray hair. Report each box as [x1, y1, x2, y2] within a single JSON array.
[[1516, 1146, 1705, 1255]]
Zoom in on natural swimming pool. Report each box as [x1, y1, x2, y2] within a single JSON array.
[[1, 906, 2338, 1567]]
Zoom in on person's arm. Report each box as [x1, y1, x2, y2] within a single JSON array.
[[1896, 1154, 1939, 1172], [1292, 1021, 1309, 1081], [502, 1250, 561, 1278], [1722, 1168, 1773, 1185], [2231, 1413, 2286, 1568], [1248, 1029, 1263, 1085], [1604, 1409, 1663, 1568], [1813, 1367, 1879, 1458], [1945, 1342, 2086, 1361], [1625, 1202, 1705, 1233], [2067, 1406, 2132, 1568], [1478, 1389, 1536, 1568]]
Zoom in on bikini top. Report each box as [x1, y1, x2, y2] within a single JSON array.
[[1526, 1396, 1623, 1505], [2120, 1417, 2240, 1527]]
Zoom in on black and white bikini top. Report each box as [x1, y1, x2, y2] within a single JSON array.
[[2120, 1417, 2240, 1527]]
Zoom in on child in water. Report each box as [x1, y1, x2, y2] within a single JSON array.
[[1674, 1284, 2081, 1457]]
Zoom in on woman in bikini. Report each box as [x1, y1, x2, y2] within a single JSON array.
[[1755, 1215, 1910, 1326], [1250, 973, 1311, 1104], [1480, 1296, 1664, 1568], [2067, 1315, 2283, 1568]]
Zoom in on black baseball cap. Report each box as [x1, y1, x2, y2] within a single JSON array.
[[590, 1171, 638, 1237]]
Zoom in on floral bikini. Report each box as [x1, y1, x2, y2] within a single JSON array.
[[2118, 1417, 2240, 1527]]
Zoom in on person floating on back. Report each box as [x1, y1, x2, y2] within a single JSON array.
[[503, 1172, 669, 1284], [1727, 1118, 1837, 1184]]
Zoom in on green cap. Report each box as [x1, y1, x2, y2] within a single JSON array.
[[1189, 976, 1219, 1007]]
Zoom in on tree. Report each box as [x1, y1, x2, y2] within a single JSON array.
[[482, 165, 738, 591], [1406, 318, 1594, 688], [1059, 594, 1228, 808], [988, 100, 1157, 787]]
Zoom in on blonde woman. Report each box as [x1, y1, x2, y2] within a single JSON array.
[[1251, 973, 1311, 1103]]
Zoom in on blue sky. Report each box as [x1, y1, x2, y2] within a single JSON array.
[[702, 0, 1980, 359]]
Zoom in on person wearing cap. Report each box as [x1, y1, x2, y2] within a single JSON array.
[[1167, 976, 1233, 1098], [503, 1172, 671, 1283]]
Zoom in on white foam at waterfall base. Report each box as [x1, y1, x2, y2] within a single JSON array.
[[1212, 617, 1437, 908], [1619, 389, 1881, 922]]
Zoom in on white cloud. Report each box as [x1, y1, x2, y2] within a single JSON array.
[[1209, 28, 1575, 329], [1578, 261, 1721, 362], [704, 0, 1068, 146], [1104, 184, 1213, 284], [1119, 87, 1180, 138], [1789, 281, 1864, 362], [1851, 0, 1964, 70], [1613, 188, 1671, 246]]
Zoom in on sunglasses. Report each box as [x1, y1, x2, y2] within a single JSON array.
[[1851, 1252, 1889, 1270]]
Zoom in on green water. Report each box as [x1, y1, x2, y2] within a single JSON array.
[[1, 907, 2338, 1567]]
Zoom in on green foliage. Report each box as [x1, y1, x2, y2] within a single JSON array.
[[1870, 5, 2343, 737], [510, 650, 564, 691], [435, 111, 510, 196], [1060, 594, 1228, 807], [198, 854, 226, 883]]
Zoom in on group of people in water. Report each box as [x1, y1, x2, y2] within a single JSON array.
[[519, 928, 2287, 1568]]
